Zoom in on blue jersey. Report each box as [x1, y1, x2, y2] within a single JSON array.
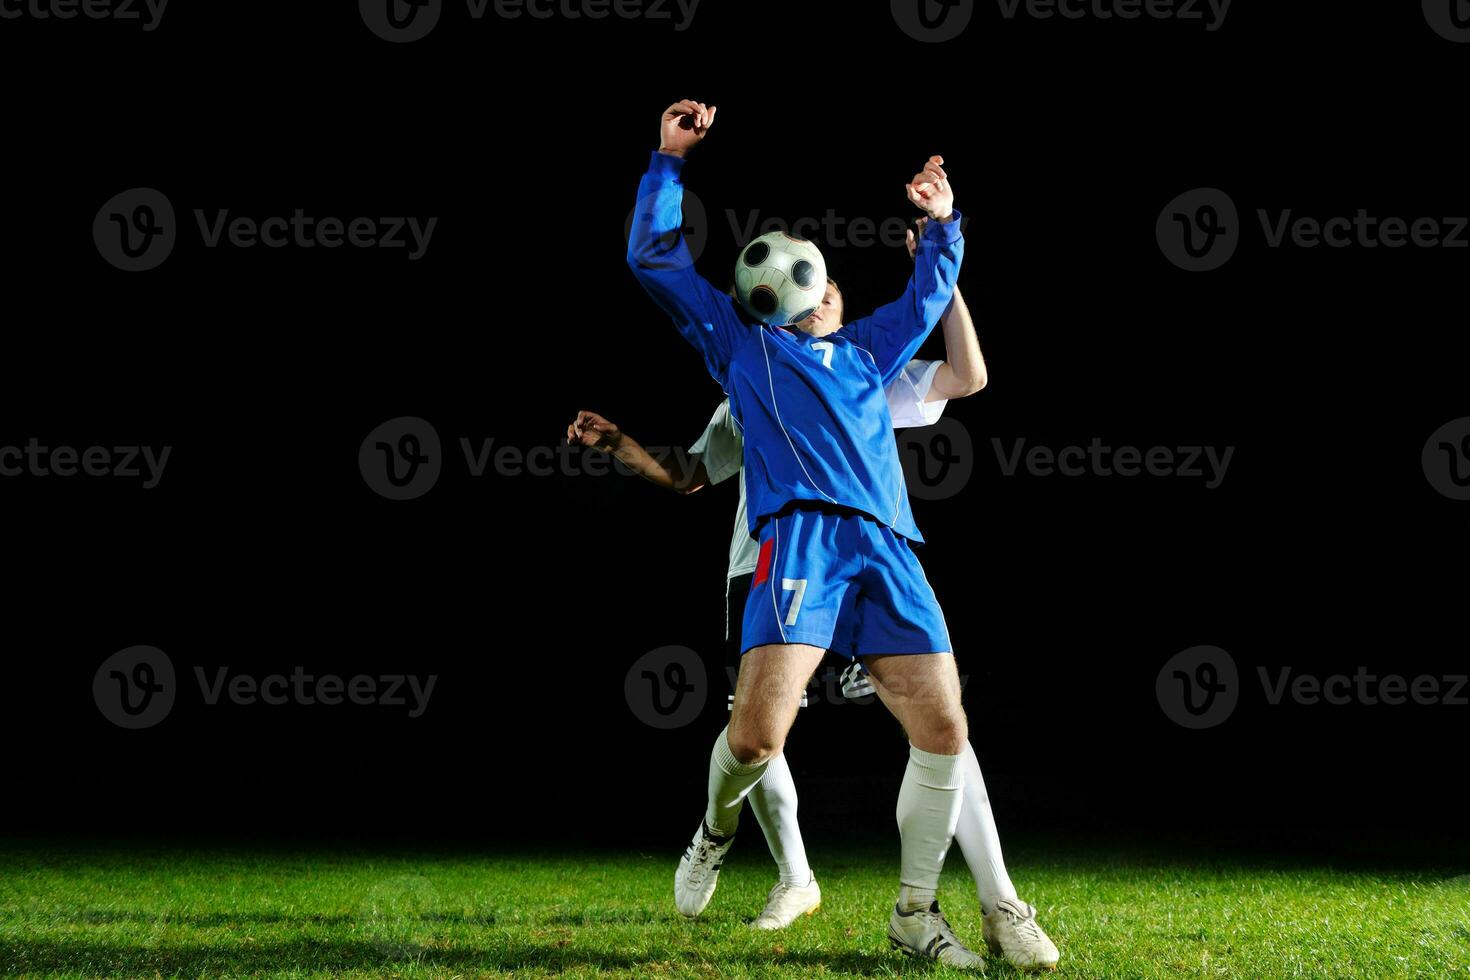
[[627, 151, 964, 543]]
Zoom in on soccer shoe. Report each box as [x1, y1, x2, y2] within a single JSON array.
[[674, 820, 735, 918], [887, 901, 986, 969], [839, 661, 876, 699], [750, 876, 821, 929], [983, 898, 1060, 971]]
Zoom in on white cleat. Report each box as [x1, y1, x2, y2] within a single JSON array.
[[840, 661, 876, 699], [983, 898, 1060, 971], [751, 876, 821, 929], [887, 901, 986, 970], [674, 821, 735, 918]]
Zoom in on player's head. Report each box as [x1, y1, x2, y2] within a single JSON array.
[[795, 279, 843, 337]]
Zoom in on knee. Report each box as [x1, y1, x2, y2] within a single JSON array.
[[726, 726, 782, 766], [914, 711, 967, 756]]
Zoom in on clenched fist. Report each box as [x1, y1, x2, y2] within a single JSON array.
[[906, 156, 954, 223], [566, 410, 623, 453], [659, 99, 718, 159]]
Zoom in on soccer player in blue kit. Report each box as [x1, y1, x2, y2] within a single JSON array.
[[627, 99, 1049, 969]]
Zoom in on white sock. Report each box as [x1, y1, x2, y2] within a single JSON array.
[[705, 725, 769, 837], [746, 752, 812, 887], [896, 743, 964, 911], [952, 740, 1019, 914]]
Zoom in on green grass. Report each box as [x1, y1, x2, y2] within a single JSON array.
[[1, 840, 1467, 978]]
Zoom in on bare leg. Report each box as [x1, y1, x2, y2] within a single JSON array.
[[865, 652, 968, 753], [707, 643, 825, 835], [865, 653, 968, 908], [676, 643, 826, 919]]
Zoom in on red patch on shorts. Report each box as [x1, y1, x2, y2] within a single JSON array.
[[752, 538, 774, 587]]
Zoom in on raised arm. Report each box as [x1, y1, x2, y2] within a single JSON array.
[[845, 156, 964, 386], [567, 410, 709, 494], [906, 216, 986, 399], [626, 100, 749, 389]]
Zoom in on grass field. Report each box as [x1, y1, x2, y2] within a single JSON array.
[[2, 840, 1467, 978]]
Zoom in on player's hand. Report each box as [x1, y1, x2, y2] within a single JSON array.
[[905, 156, 954, 222], [567, 410, 623, 452], [905, 216, 930, 261], [659, 100, 717, 158]]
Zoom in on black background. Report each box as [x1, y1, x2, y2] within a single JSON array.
[[1, 1, 1465, 854]]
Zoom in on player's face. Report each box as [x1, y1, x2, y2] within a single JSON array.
[[795, 283, 843, 337]]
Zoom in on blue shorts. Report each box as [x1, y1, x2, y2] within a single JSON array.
[[740, 505, 952, 658]]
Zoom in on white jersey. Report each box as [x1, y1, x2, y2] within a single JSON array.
[[690, 358, 949, 581]]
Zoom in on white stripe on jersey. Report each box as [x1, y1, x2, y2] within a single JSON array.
[[759, 329, 840, 506]]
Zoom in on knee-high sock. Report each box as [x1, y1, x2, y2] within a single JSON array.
[[745, 752, 812, 886], [896, 744, 965, 910], [705, 725, 769, 837], [951, 740, 1019, 914]]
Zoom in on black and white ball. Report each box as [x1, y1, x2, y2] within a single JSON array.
[[734, 232, 827, 326]]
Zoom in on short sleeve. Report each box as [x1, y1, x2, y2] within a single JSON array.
[[689, 399, 743, 485], [886, 359, 947, 428]]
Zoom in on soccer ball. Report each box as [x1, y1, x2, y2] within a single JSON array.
[[734, 232, 827, 327]]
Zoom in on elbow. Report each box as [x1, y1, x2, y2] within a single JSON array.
[[956, 370, 988, 397], [626, 234, 654, 273]]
